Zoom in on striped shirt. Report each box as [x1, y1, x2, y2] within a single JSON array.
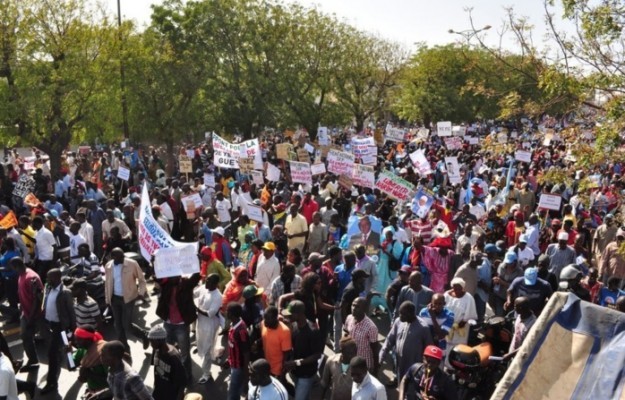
[[405, 219, 433, 244], [418, 307, 455, 350], [545, 243, 576, 279], [75, 296, 101, 326], [247, 377, 288, 400], [228, 319, 249, 369], [344, 315, 378, 371]]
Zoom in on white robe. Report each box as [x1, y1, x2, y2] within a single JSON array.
[[194, 286, 223, 358]]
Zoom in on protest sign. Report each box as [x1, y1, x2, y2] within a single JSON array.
[[179, 156, 193, 173], [437, 121, 452, 137], [385, 125, 405, 142], [240, 138, 264, 169], [515, 150, 532, 163], [374, 128, 384, 146], [251, 170, 264, 185], [213, 133, 240, 169], [181, 193, 203, 212], [375, 170, 415, 201], [444, 137, 463, 150], [304, 143, 315, 154], [352, 164, 375, 188], [351, 137, 376, 157], [0, 211, 18, 229], [338, 175, 353, 190], [327, 149, 355, 175], [538, 194, 562, 211], [120, 141, 127, 149], [452, 126, 466, 136], [317, 127, 329, 145], [239, 157, 255, 172], [297, 148, 311, 163], [416, 128, 430, 141], [444, 157, 462, 185], [138, 184, 198, 263], [117, 166, 130, 181], [409, 150, 432, 176], [361, 154, 377, 165], [203, 173, 215, 187], [289, 161, 312, 185], [311, 163, 326, 175], [186, 149, 195, 158], [79, 146, 91, 155], [247, 204, 265, 223], [154, 245, 200, 279], [467, 137, 480, 145], [12, 175, 35, 198], [412, 189, 434, 219], [266, 163, 281, 181], [276, 143, 293, 160], [24, 193, 42, 208]]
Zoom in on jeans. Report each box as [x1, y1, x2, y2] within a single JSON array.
[[20, 316, 39, 364], [164, 322, 192, 380], [228, 367, 245, 400], [46, 321, 63, 387], [294, 376, 315, 400], [111, 296, 135, 350], [475, 295, 487, 323]]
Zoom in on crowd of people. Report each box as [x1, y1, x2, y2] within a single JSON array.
[[0, 117, 623, 400]]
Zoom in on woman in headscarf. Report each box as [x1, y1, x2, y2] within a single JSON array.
[[200, 246, 231, 291], [444, 277, 477, 366], [72, 325, 110, 398], [505, 211, 525, 248], [221, 266, 255, 312]]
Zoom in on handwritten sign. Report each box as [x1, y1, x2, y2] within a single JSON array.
[[437, 121, 452, 137], [251, 170, 264, 185], [515, 150, 532, 163], [117, 166, 130, 181], [375, 170, 415, 202], [538, 194, 562, 211], [289, 161, 312, 185], [327, 149, 355, 175], [311, 163, 326, 175], [12, 175, 35, 198], [154, 245, 200, 278], [276, 143, 293, 161], [247, 204, 264, 223], [297, 148, 311, 163], [213, 133, 240, 169], [385, 125, 405, 142], [352, 164, 375, 188]]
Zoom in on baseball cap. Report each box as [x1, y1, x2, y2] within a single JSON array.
[[484, 243, 499, 254], [262, 242, 276, 251], [399, 265, 412, 274], [424, 345, 444, 360], [242, 285, 264, 300], [557, 232, 569, 241], [211, 226, 225, 236], [504, 252, 517, 264], [524, 267, 538, 285], [281, 300, 305, 316]]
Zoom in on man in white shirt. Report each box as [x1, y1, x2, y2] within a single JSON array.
[[68, 221, 87, 259], [469, 197, 486, 221], [76, 211, 95, 254], [215, 192, 232, 226], [0, 351, 18, 400], [350, 356, 386, 400], [248, 358, 288, 400], [255, 242, 281, 295], [101, 210, 132, 243], [515, 234, 536, 267], [32, 216, 56, 279]]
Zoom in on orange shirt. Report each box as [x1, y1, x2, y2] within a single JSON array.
[[261, 321, 292, 376]]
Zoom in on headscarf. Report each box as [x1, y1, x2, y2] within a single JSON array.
[[222, 266, 250, 311]]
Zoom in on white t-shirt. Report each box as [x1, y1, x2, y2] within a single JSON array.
[[35, 227, 56, 261], [215, 199, 232, 223], [69, 232, 87, 258], [247, 377, 288, 400], [0, 355, 18, 400], [516, 246, 535, 267]]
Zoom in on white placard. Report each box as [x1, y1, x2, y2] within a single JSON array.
[[304, 143, 315, 154], [311, 163, 326, 175], [437, 121, 452, 137], [181, 193, 203, 212], [409, 150, 432, 175], [468, 137, 479, 145], [117, 166, 130, 181], [317, 127, 329, 145], [361, 154, 377, 165], [327, 149, 355, 175], [352, 164, 375, 188], [251, 170, 264, 185], [444, 157, 462, 185], [240, 138, 264, 170], [203, 173, 215, 187], [385, 124, 406, 142], [247, 204, 264, 223], [266, 163, 281, 182], [289, 161, 312, 185], [186, 149, 195, 158], [452, 125, 465, 136], [538, 194, 562, 211], [120, 141, 127, 149], [154, 244, 200, 278], [515, 150, 532, 163]]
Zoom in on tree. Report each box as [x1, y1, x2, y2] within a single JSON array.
[[0, 0, 119, 175]]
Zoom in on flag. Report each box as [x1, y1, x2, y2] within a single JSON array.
[[0, 211, 18, 229], [24, 193, 41, 208]]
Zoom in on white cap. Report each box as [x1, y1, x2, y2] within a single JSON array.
[[212, 226, 225, 236], [557, 231, 569, 241]]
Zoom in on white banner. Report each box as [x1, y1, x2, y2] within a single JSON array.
[[154, 245, 200, 279], [327, 149, 355, 175], [444, 157, 462, 185], [352, 164, 375, 188], [239, 138, 264, 170], [437, 121, 452, 137], [213, 133, 240, 169], [138, 184, 198, 269], [289, 161, 312, 185]]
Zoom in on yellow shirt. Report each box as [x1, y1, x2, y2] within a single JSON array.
[[285, 213, 308, 249], [20, 226, 36, 257]]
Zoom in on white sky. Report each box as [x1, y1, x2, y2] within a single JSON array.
[[107, 0, 565, 51]]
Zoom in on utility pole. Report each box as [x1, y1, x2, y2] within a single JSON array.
[[117, 0, 130, 141]]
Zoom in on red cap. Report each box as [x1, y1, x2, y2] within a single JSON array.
[[424, 345, 444, 360]]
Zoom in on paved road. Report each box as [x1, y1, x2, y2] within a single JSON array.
[[1, 281, 399, 400]]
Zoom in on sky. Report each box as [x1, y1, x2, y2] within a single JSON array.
[[106, 0, 565, 51]]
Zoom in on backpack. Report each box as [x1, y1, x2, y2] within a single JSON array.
[[388, 242, 409, 272]]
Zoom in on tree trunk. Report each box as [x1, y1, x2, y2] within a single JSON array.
[[47, 148, 63, 180], [165, 139, 175, 177]]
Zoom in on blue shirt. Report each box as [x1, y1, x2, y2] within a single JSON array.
[[418, 307, 455, 350], [0, 250, 19, 278], [334, 264, 355, 301]]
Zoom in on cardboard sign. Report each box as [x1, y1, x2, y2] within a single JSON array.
[[239, 157, 255, 172], [266, 163, 281, 181], [317, 127, 329, 145], [385, 125, 405, 142], [444, 157, 462, 185], [515, 150, 532, 163], [327, 149, 355, 175], [154, 245, 200, 278], [247, 204, 264, 223], [251, 170, 264, 185], [276, 143, 293, 161], [297, 148, 311, 163], [375, 170, 415, 201], [437, 121, 452, 137], [117, 166, 130, 181], [289, 161, 312, 185], [338, 175, 353, 190], [311, 163, 326, 175], [374, 128, 384, 146], [204, 173, 215, 187], [538, 194, 562, 211], [179, 156, 193, 173], [352, 164, 375, 188]]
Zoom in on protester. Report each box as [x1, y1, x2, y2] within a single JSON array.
[[148, 324, 187, 400]]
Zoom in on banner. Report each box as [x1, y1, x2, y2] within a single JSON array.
[[289, 161, 312, 185], [154, 245, 200, 279], [240, 138, 264, 170], [352, 164, 375, 188], [437, 121, 452, 137], [409, 150, 432, 176], [444, 157, 462, 185], [138, 184, 198, 270], [375, 170, 415, 201], [444, 136, 463, 150], [0, 211, 18, 229], [327, 149, 355, 175], [385, 125, 405, 142], [213, 133, 240, 169]]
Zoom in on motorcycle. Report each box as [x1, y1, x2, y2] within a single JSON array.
[[447, 314, 514, 400]]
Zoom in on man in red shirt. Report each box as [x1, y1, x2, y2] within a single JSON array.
[[10, 257, 43, 370], [226, 302, 250, 400], [300, 193, 319, 225]]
